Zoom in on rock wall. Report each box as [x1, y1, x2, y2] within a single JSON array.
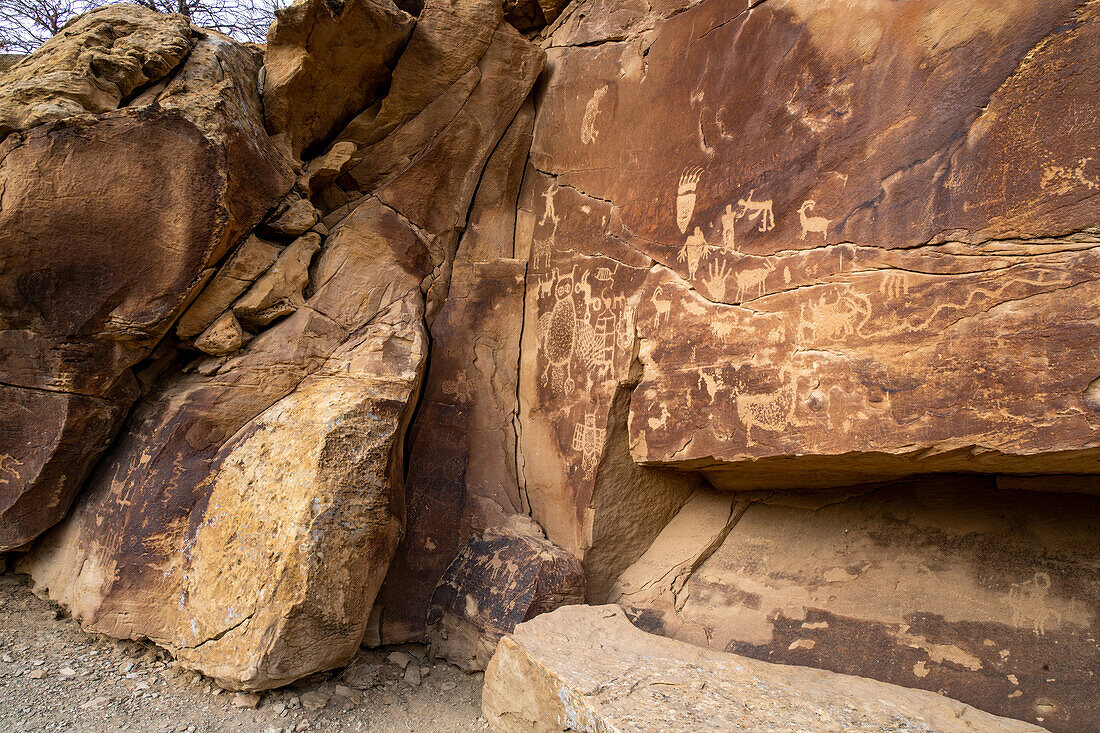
[[0, 0, 1097, 729]]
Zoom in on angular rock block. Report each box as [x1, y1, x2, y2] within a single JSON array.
[[482, 604, 1048, 733], [427, 518, 585, 670]]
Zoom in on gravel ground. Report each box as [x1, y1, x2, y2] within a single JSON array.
[[0, 569, 487, 732]]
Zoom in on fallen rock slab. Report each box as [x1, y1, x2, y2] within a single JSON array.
[[482, 604, 1049, 733]]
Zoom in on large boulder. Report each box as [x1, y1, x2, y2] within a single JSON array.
[[482, 604, 1048, 733], [0, 6, 294, 552], [23, 1, 545, 690], [426, 517, 585, 670]]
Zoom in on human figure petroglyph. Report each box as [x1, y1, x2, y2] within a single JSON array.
[[798, 200, 830, 240], [581, 86, 608, 145], [1009, 572, 1059, 636], [720, 204, 740, 253], [702, 260, 731, 301], [537, 268, 577, 393], [572, 411, 606, 475], [733, 259, 776, 302], [0, 453, 22, 485], [540, 184, 559, 226], [698, 368, 725, 403], [735, 189, 775, 232], [676, 168, 703, 234], [677, 226, 713, 279], [651, 286, 672, 329]]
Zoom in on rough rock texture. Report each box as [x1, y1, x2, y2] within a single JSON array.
[[21, 0, 544, 690], [427, 516, 585, 670], [0, 6, 293, 552], [612, 476, 1100, 733], [262, 0, 414, 159], [482, 604, 1048, 733], [518, 0, 1100, 581]]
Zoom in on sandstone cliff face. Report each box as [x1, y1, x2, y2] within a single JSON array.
[[1, 0, 1097, 728]]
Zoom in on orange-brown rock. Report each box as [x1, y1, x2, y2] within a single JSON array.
[[22, 0, 544, 690], [0, 8, 293, 552], [612, 476, 1100, 733], [517, 0, 1100, 579], [426, 516, 584, 670], [262, 0, 414, 159]]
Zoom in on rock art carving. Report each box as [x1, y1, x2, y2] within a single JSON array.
[[880, 272, 912, 299], [651, 286, 672, 329], [703, 260, 732, 301], [676, 167, 703, 234], [581, 85, 608, 144], [572, 410, 607, 475], [733, 259, 776, 301], [798, 289, 873, 341], [537, 269, 578, 393], [1009, 572, 1059, 636], [736, 189, 775, 232], [798, 200, 830, 240], [720, 203, 740, 252], [677, 226, 712, 279], [0, 454, 22, 485], [733, 369, 798, 445]]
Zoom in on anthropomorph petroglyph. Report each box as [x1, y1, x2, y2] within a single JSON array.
[[676, 167, 703, 234], [572, 410, 606, 475], [677, 226, 712, 279], [720, 203, 740, 252], [798, 200, 830, 240], [581, 85, 608, 145], [537, 269, 578, 393], [540, 183, 559, 226], [736, 189, 775, 232], [1009, 572, 1059, 636]]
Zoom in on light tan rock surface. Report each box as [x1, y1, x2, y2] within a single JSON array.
[[482, 604, 1050, 733]]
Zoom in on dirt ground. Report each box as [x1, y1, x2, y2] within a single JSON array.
[[0, 570, 487, 732]]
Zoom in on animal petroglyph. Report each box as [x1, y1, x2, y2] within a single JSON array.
[[733, 259, 776, 302], [651, 286, 672, 329], [678, 227, 713, 279], [572, 411, 606, 475], [676, 168, 703, 234], [799, 290, 872, 341], [581, 86, 608, 145], [736, 189, 775, 232], [440, 370, 472, 403], [798, 200, 830, 240], [1009, 572, 1059, 636], [733, 369, 798, 445], [0, 453, 22, 485], [1040, 157, 1099, 194]]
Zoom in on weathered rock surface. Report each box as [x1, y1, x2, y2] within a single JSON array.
[[482, 604, 1048, 733], [517, 0, 1100, 592], [21, 0, 545, 690], [0, 7, 293, 551], [613, 476, 1100, 732], [427, 516, 585, 670], [262, 0, 414, 159]]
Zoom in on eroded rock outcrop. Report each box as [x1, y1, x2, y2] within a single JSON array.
[[0, 5, 294, 552], [19, 0, 544, 690], [482, 604, 1048, 733]]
